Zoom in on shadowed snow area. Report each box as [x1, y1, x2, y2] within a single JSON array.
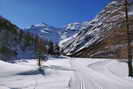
[[0, 57, 133, 89]]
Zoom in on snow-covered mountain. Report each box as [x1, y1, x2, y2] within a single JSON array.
[[60, 1, 133, 59], [24, 23, 61, 43], [60, 22, 82, 40], [24, 22, 82, 43]]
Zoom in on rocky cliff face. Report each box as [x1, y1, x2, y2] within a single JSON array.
[[59, 23, 82, 40], [61, 1, 133, 59]]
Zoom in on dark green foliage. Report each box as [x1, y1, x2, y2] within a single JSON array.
[[23, 33, 34, 48], [53, 44, 60, 56], [48, 41, 54, 55], [0, 17, 35, 60], [0, 47, 17, 61], [0, 47, 9, 53], [0, 18, 18, 34]]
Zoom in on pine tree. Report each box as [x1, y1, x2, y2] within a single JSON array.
[[54, 44, 60, 56], [48, 41, 54, 55]]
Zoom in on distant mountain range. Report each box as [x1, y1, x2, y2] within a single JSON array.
[[24, 22, 82, 44]]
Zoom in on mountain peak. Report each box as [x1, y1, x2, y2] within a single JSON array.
[[31, 23, 48, 28], [64, 22, 81, 30]]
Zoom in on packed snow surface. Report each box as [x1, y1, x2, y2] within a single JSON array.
[[0, 57, 133, 89]]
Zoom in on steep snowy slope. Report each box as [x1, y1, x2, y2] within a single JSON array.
[[61, 1, 133, 59], [60, 23, 82, 40]]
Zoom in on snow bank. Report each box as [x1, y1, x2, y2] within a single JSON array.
[[0, 58, 133, 89], [0, 58, 73, 89]]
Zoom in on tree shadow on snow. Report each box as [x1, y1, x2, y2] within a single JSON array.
[[16, 65, 75, 76], [16, 68, 46, 76]]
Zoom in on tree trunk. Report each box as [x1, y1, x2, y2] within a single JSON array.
[[38, 58, 43, 72], [125, 0, 133, 77], [38, 58, 41, 67]]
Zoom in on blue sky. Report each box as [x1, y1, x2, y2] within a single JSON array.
[[0, 0, 111, 28]]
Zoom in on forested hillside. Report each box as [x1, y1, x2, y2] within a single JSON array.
[[0, 16, 60, 61]]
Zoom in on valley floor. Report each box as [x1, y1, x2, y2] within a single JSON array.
[[0, 57, 133, 89]]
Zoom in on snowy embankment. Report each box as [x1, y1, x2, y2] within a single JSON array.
[[0, 57, 133, 89]]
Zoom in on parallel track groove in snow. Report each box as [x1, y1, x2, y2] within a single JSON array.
[[69, 59, 133, 89]]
